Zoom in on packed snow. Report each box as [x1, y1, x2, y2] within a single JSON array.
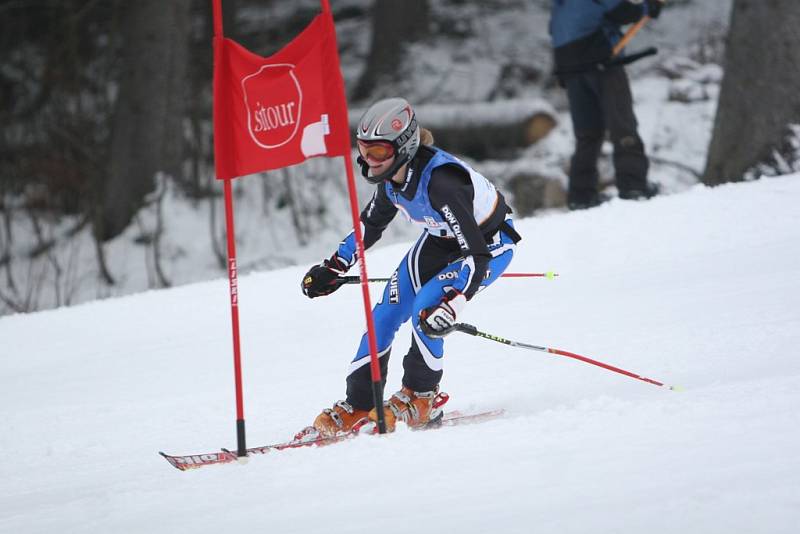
[[2, 174, 799, 533]]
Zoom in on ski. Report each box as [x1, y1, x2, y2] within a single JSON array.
[[160, 408, 504, 471]]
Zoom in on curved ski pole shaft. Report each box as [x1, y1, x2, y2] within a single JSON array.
[[613, 15, 651, 57], [341, 276, 392, 284], [454, 323, 680, 391], [454, 323, 547, 351], [500, 272, 558, 279]]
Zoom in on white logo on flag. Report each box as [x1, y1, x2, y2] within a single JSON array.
[[241, 63, 303, 149]]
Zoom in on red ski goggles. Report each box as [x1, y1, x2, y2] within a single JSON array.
[[357, 140, 395, 162]]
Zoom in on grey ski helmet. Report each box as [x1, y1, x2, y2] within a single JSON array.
[[355, 97, 420, 184]]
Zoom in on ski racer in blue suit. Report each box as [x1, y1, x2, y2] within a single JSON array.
[[298, 97, 521, 438]]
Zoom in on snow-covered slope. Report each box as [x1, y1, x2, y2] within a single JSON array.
[[2, 175, 799, 534]]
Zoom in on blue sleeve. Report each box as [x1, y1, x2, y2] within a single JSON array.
[[335, 231, 358, 268], [334, 186, 397, 268], [598, 0, 625, 9]]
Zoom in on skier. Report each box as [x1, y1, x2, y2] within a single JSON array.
[[298, 97, 521, 438], [550, 0, 663, 209]]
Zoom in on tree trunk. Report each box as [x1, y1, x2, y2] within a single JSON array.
[[415, 99, 557, 160], [351, 0, 429, 102], [350, 99, 558, 160], [97, 0, 190, 241], [703, 0, 800, 186]]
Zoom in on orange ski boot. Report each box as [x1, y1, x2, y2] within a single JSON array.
[[368, 386, 449, 432], [294, 400, 371, 442]]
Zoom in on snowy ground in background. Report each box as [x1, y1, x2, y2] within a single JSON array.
[[1, 0, 732, 316], [2, 174, 799, 534]]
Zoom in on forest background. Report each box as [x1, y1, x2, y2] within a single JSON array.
[[2, 0, 798, 316]]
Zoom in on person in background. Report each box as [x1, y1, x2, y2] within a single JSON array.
[[297, 97, 521, 439], [550, 0, 664, 210]]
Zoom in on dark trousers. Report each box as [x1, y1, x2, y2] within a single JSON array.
[[564, 66, 649, 202], [345, 225, 517, 410]]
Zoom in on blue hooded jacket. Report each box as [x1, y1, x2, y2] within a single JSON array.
[[550, 0, 648, 70]]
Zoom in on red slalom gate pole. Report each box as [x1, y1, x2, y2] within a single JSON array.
[[214, 0, 247, 458], [455, 323, 681, 391], [223, 179, 247, 456], [340, 158, 386, 433], [322, 0, 386, 434]]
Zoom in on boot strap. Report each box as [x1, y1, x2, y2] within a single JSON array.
[[323, 408, 343, 429], [393, 390, 412, 404], [334, 400, 355, 414], [387, 389, 436, 423], [324, 400, 355, 430], [387, 401, 419, 423]]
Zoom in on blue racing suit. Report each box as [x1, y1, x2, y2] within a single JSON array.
[[334, 145, 520, 409]]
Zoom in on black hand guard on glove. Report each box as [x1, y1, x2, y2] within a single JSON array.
[[646, 0, 663, 19], [301, 254, 349, 298], [419, 290, 467, 338]]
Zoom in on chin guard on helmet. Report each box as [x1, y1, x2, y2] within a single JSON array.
[[357, 153, 410, 184]]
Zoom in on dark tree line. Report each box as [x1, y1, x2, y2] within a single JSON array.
[[3, 0, 796, 313], [1, 0, 121, 217], [0, 0, 432, 245], [0, 0, 435, 312], [100, 1, 191, 241], [1, 0, 197, 243]]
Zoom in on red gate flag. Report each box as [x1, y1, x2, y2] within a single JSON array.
[[213, 12, 349, 179]]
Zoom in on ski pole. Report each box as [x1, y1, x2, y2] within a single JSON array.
[[613, 15, 650, 57], [454, 323, 682, 391], [340, 272, 558, 284]]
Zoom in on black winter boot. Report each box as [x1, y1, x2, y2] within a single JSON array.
[[619, 182, 660, 201]]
